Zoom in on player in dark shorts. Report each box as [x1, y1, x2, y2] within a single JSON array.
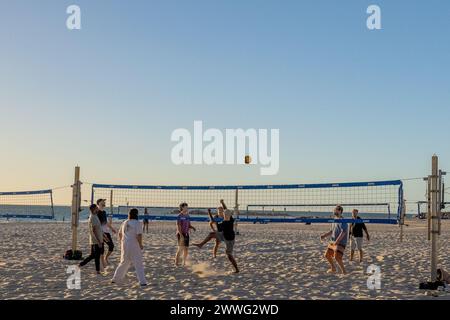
[[174, 202, 196, 266], [143, 208, 150, 234], [96, 199, 116, 266]]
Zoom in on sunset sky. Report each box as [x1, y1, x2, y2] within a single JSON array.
[[1, 0, 449, 206]]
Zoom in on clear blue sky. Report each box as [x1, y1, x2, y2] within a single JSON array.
[[0, 0, 449, 206]]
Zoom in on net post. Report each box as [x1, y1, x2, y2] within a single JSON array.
[[438, 171, 445, 235], [430, 155, 440, 282], [427, 178, 431, 241], [50, 190, 55, 220], [109, 189, 114, 223], [90, 184, 94, 205], [399, 198, 406, 242], [417, 202, 421, 219], [234, 188, 239, 235], [71, 167, 81, 253]]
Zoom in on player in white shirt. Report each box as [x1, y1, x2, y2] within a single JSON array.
[[111, 208, 147, 286]]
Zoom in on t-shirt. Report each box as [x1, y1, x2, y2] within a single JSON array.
[[331, 219, 348, 246], [97, 210, 107, 224], [214, 216, 224, 232], [97, 210, 111, 233], [218, 217, 235, 241], [350, 216, 367, 238], [88, 214, 103, 245], [177, 213, 190, 235], [120, 219, 142, 248]]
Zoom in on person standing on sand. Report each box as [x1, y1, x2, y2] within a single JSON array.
[[349, 209, 370, 263], [320, 205, 348, 274], [217, 209, 239, 273], [79, 204, 104, 274], [193, 200, 226, 258], [143, 208, 150, 234], [96, 199, 116, 267], [174, 202, 196, 266], [111, 208, 147, 286]]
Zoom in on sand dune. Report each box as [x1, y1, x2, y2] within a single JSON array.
[[0, 220, 449, 299]]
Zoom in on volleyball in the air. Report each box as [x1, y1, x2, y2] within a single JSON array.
[[245, 155, 252, 164]]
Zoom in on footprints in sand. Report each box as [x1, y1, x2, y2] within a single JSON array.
[[1, 220, 450, 299]]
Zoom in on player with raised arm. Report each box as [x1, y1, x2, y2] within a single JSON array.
[[193, 200, 226, 257]]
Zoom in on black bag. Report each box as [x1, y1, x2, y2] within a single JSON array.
[[419, 281, 445, 290], [63, 249, 83, 260]]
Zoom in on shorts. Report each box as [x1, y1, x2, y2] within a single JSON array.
[[143, 219, 149, 224], [350, 236, 363, 251], [177, 233, 190, 247], [224, 240, 234, 255], [216, 231, 225, 242], [216, 232, 235, 255], [103, 232, 115, 252], [325, 243, 346, 260]]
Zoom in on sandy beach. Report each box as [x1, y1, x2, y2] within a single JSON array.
[[0, 219, 449, 300]]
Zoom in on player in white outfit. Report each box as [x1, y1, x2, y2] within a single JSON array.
[[111, 208, 147, 286]]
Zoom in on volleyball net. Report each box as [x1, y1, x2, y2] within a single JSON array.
[[417, 200, 450, 219], [91, 180, 404, 224], [0, 189, 55, 219]]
